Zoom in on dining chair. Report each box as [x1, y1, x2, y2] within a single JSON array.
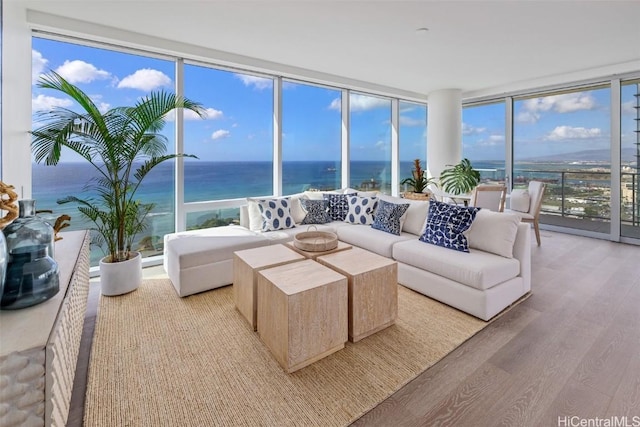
[[470, 184, 507, 212], [505, 181, 547, 246]]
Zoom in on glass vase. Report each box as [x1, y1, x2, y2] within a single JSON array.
[[1, 199, 59, 310]]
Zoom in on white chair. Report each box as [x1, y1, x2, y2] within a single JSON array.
[[505, 181, 546, 246], [470, 184, 507, 212]]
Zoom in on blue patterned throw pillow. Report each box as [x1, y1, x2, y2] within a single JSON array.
[[371, 199, 410, 235], [419, 200, 479, 252], [344, 196, 378, 225], [323, 193, 356, 221], [256, 198, 295, 231], [300, 199, 331, 224]]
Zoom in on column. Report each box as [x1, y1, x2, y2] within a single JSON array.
[[426, 89, 462, 180]]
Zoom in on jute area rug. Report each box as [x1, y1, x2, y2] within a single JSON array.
[[85, 279, 489, 427]]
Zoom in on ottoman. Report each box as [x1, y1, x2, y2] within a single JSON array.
[[164, 225, 271, 297]]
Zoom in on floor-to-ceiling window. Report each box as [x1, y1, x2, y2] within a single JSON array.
[[183, 63, 274, 230], [282, 81, 341, 193], [462, 101, 506, 184], [621, 79, 640, 239], [399, 101, 427, 193], [31, 37, 176, 264], [513, 85, 612, 234], [349, 93, 392, 193]]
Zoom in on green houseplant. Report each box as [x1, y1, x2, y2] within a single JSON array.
[[401, 159, 438, 194], [31, 71, 205, 295], [439, 158, 481, 195]]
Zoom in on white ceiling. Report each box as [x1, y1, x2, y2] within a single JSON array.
[[22, 0, 640, 100]]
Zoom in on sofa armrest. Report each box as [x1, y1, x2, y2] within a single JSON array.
[[512, 222, 531, 292]]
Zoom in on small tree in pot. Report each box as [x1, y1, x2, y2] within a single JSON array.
[[401, 159, 438, 196], [31, 71, 205, 295]]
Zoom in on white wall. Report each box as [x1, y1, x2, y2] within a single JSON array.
[[1, 2, 33, 198]]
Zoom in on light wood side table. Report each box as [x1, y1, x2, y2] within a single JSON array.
[[317, 246, 397, 342], [233, 244, 304, 330], [257, 259, 347, 373], [284, 240, 352, 260]]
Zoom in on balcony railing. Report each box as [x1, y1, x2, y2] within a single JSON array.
[[476, 167, 639, 234]]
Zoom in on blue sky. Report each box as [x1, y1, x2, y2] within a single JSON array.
[[32, 37, 638, 165]]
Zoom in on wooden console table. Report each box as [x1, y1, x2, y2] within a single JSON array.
[[0, 230, 90, 427]]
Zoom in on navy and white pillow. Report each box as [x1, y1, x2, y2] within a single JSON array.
[[419, 200, 479, 252], [323, 193, 356, 221], [256, 198, 295, 231], [300, 199, 332, 224], [371, 199, 410, 235], [344, 196, 378, 225]]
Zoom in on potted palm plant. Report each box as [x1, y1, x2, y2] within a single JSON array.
[[439, 158, 481, 196], [401, 159, 438, 200], [31, 71, 205, 295]]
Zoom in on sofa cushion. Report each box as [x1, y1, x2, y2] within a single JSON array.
[[420, 200, 479, 252], [324, 193, 356, 221], [393, 239, 520, 290], [466, 209, 520, 258], [337, 225, 414, 258], [257, 198, 296, 231], [510, 189, 530, 213], [300, 198, 332, 224], [371, 199, 410, 235], [344, 196, 378, 225], [165, 225, 268, 269]]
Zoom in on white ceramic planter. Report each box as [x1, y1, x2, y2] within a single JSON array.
[[99, 251, 142, 296]]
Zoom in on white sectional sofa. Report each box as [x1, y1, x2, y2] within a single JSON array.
[[163, 190, 531, 321]]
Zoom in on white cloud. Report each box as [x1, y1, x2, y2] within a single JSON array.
[[200, 108, 223, 120], [476, 134, 505, 147], [622, 100, 636, 115], [165, 107, 223, 121], [117, 69, 171, 91], [516, 92, 596, 123], [374, 140, 388, 150], [462, 123, 487, 135], [211, 129, 230, 140], [55, 60, 111, 84], [544, 125, 602, 141], [400, 115, 425, 126], [32, 50, 48, 84], [235, 74, 273, 90], [32, 94, 73, 111], [97, 102, 111, 114], [329, 94, 389, 112]]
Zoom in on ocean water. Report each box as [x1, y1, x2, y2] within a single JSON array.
[[30, 160, 606, 263]]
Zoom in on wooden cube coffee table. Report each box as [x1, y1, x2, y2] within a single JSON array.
[[284, 240, 352, 260], [257, 259, 348, 373], [233, 244, 305, 330], [317, 247, 398, 342]]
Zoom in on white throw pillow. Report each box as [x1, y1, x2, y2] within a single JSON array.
[[344, 196, 378, 225], [247, 195, 306, 231], [256, 198, 295, 232], [466, 209, 520, 258], [510, 189, 530, 213], [400, 199, 431, 236]]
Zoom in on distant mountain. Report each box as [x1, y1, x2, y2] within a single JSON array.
[[523, 147, 637, 163]]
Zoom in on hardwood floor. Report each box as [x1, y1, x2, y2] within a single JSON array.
[[66, 229, 640, 427]]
